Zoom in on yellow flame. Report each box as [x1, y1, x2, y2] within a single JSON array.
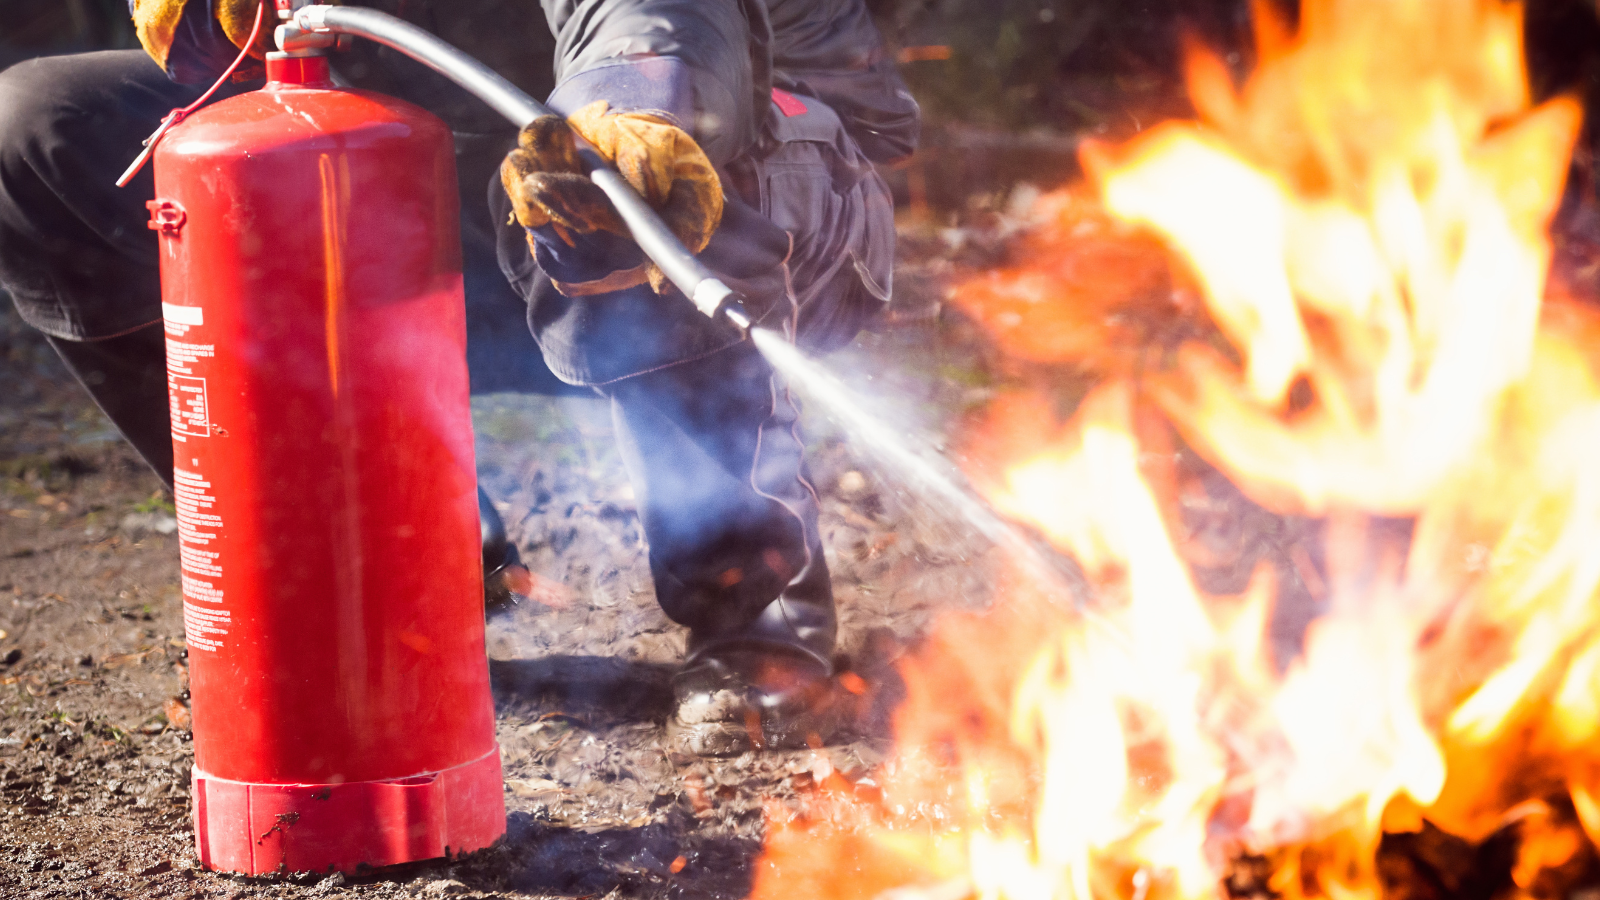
[[753, 1, 1600, 898]]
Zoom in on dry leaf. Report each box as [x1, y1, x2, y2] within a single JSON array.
[[162, 697, 191, 731], [507, 777, 564, 798], [502, 566, 576, 610]]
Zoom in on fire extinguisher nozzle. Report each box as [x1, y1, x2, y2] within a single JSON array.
[[688, 280, 752, 336], [720, 298, 753, 336]]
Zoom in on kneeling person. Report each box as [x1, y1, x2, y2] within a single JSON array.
[[0, 0, 919, 755]]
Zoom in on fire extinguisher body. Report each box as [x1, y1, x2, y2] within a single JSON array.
[[150, 55, 503, 874]]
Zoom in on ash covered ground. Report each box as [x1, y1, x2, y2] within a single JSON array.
[[0, 231, 1024, 899]]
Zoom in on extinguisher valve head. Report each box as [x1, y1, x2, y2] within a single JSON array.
[[264, 48, 333, 85], [274, 23, 336, 56]]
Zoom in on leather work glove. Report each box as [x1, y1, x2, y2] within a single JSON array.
[[215, 0, 278, 57], [131, 0, 274, 74], [500, 101, 724, 296]]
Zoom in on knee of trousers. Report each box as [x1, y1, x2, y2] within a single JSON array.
[[0, 51, 189, 339], [0, 59, 66, 206], [0, 51, 179, 220], [0, 55, 108, 197], [0, 57, 107, 337]]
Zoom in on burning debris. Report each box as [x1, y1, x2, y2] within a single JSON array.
[[754, 0, 1600, 898], [10, 0, 1600, 895]]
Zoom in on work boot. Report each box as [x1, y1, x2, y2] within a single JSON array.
[[479, 486, 533, 614], [669, 592, 845, 756], [668, 646, 843, 756]]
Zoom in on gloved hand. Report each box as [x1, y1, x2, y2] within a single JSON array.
[[132, 0, 274, 71], [216, 0, 276, 56], [500, 101, 724, 296]]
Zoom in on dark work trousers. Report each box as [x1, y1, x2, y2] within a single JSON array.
[[0, 50, 836, 667], [0, 51, 575, 478]]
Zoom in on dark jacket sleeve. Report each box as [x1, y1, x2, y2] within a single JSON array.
[[766, 0, 919, 164], [540, 0, 770, 166], [542, 0, 916, 167]]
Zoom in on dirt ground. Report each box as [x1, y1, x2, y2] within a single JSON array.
[[13, 196, 1593, 900], [0, 231, 1026, 899]]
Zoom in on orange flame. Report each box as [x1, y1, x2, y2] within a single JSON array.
[[754, 0, 1600, 897]]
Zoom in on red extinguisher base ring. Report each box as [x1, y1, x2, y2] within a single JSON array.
[[192, 746, 506, 875]]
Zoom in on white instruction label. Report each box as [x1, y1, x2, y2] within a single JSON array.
[[162, 302, 203, 337], [174, 468, 222, 546], [165, 338, 214, 375], [175, 465, 228, 652], [169, 374, 210, 439], [182, 603, 231, 653]]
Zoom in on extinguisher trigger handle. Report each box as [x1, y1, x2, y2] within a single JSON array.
[[275, 23, 337, 54]]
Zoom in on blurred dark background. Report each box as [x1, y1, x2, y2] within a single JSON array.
[[0, 0, 139, 69], [2, 0, 1600, 209]]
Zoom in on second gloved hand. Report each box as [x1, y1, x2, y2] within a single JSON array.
[[500, 101, 724, 297]]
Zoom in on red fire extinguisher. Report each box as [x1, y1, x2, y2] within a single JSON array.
[[149, 51, 504, 874]]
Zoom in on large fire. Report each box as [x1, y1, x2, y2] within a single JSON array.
[[752, 0, 1600, 898]]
